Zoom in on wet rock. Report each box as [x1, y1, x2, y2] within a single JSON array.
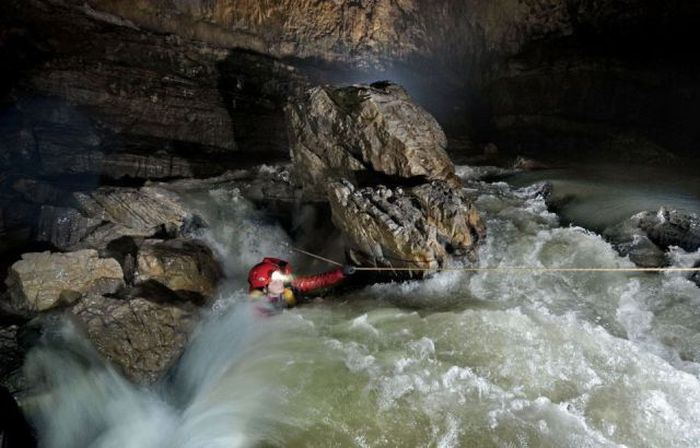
[[5, 250, 124, 312], [691, 261, 700, 288], [36, 206, 102, 249], [70, 294, 197, 383], [287, 82, 456, 199], [604, 208, 700, 268], [72, 186, 192, 237], [328, 180, 484, 273], [27, 185, 204, 251], [135, 239, 222, 298], [634, 208, 700, 253], [411, 182, 486, 253], [160, 165, 299, 204], [603, 223, 669, 268]]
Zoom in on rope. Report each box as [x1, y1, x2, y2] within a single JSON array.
[[290, 246, 700, 273], [290, 246, 343, 267], [354, 266, 700, 273]]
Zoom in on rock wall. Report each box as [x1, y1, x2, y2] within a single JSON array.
[[3, 0, 699, 178], [1, 0, 310, 182]]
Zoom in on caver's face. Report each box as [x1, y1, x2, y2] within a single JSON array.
[[267, 269, 292, 295], [267, 278, 285, 295]]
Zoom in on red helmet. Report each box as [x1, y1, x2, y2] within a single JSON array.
[[248, 258, 293, 291]]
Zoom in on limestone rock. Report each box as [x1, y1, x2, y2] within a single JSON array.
[[411, 182, 486, 252], [136, 239, 222, 297], [161, 165, 300, 204], [71, 295, 197, 383], [287, 82, 456, 199], [36, 205, 103, 249], [328, 180, 484, 273], [73, 186, 190, 236], [5, 250, 124, 311], [30, 185, 204, 251]]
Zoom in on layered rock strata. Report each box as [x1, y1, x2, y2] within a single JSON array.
[[328, 180, 485, 273], [287, 82, 457, 199]]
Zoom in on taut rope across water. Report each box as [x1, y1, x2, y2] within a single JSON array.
[[290, 246, 700, 273]]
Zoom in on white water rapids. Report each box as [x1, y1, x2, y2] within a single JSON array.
[[20, 175, 700, 447]]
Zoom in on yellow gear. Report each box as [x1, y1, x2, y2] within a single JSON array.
[[282, 287, 296, 306], [248, 287, 296, 307]]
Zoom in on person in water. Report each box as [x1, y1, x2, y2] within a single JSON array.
[[247, 257, 354, 315]]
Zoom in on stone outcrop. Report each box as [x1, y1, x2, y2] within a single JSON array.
[[603, 223, 669, 268], [287, 82, 456, 199], [71, 294, 196, 383], [1, 1, 310, 183], [36, 206, 104, 249], [328, 180, 485, 273], [635, 209, 700, 253], [31, 185, 205, 251], [5, 250, 124, 312], [605, 208, 700, 268], [73, 186, 189, 236], [135, 239, 222, 298], [161, 164, 298, 204]]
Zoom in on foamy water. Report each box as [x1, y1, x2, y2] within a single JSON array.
[[21, 176, 700, 447]]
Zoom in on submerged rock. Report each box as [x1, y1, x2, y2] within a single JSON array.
[[603, 223, 669, 268], [135, 239, 222, 298], [328, 180, 485, 273], [605, 208, 700, 268], [287, 82, 456, 199], [5, 250, 124, 312], [635, 208, 700, 253], [70, 294, 197, 383]]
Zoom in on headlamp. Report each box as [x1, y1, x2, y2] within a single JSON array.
[[271, 270, 293, 283]]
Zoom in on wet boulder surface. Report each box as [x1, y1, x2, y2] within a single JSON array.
[[328, 180, 485, 274], [70, 294, 197, 384], [5, 250, 124, 312], [0, 181, 222, 386], [135, 239, 223, 298], [286, 82, 457, 199], [285, 82, 486, 275], [605, 208, 700, 267]]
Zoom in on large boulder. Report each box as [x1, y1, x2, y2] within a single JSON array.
[[70, 294, 197, 383], [5, 250, 124, 312], [33, 185, 206, 251], [328, 180, 485, 273], [135, 239, 222, 298], [286, 82, 457, 199]]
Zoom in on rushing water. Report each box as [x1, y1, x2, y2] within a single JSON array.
[[21, 173, 700, 447]]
